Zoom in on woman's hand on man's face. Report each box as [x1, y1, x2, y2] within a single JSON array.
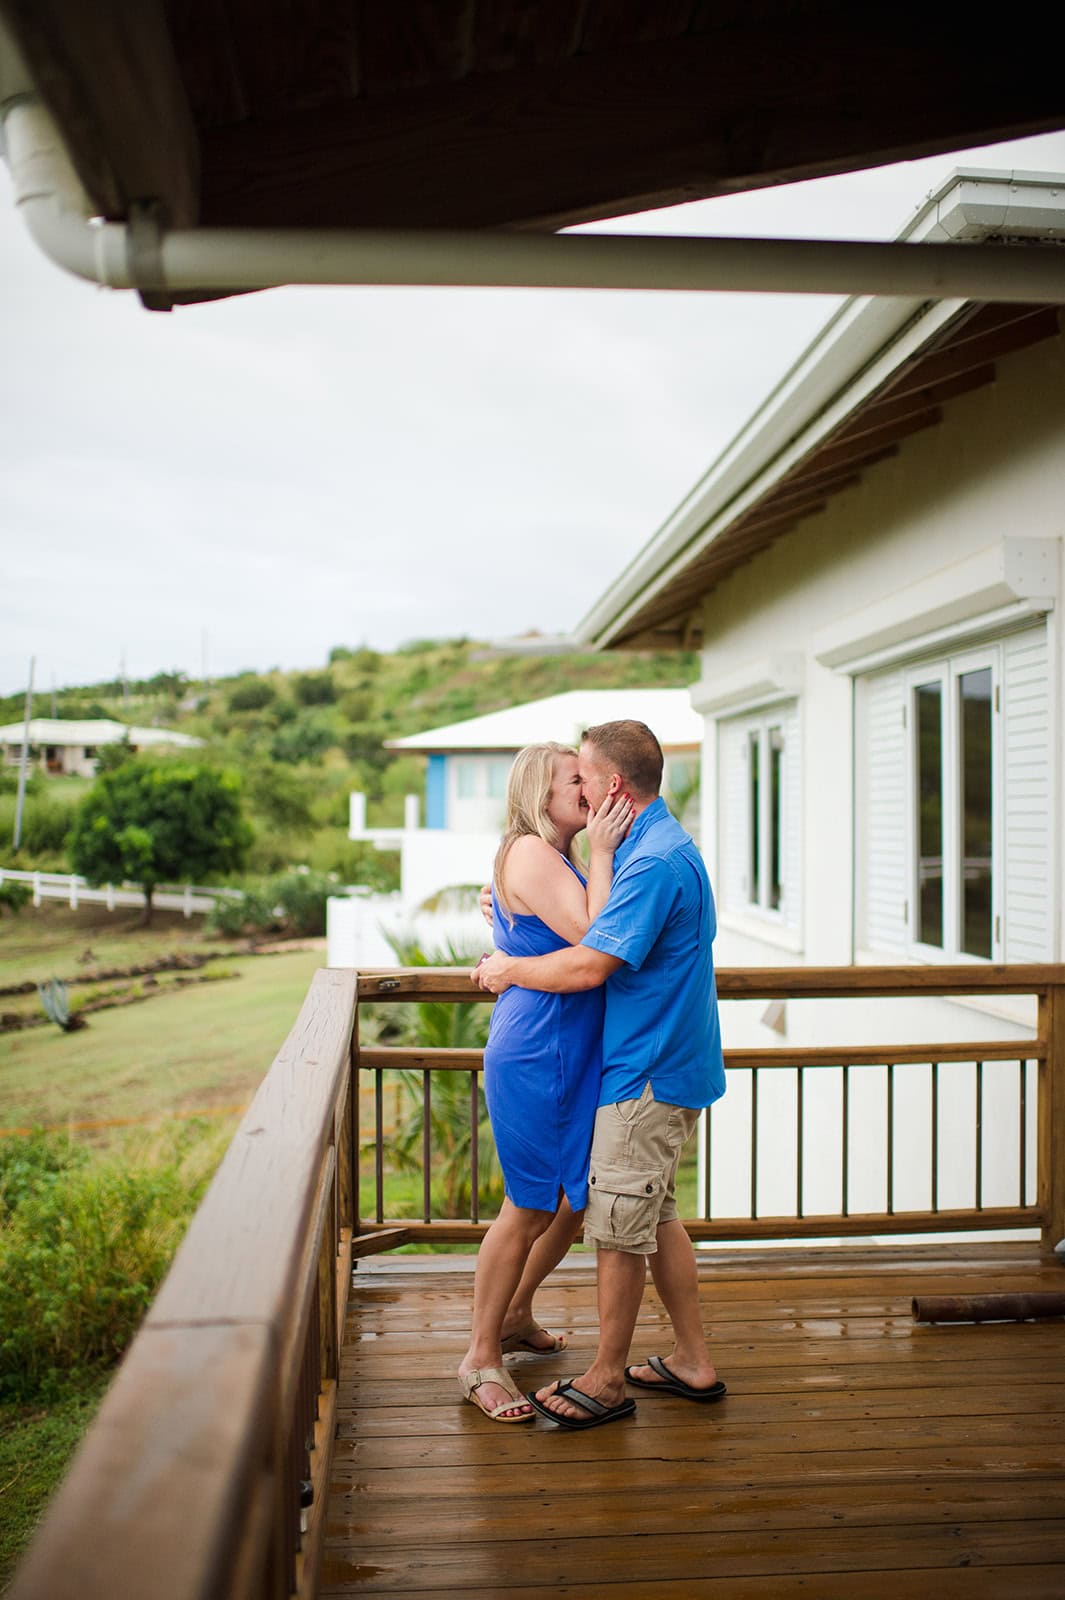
[[585, 789, 635, 853]]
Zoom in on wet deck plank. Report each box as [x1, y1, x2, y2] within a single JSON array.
[[321, 1243, 1065, 1598]]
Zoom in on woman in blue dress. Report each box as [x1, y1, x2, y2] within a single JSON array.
[[458, 741, 633, 1421]]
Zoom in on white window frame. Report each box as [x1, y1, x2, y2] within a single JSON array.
[[905, 643, 1003, 964]]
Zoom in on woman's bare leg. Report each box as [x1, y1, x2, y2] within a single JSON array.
[[502, 1196, 584, 1345], [459, 1197, 554, 1417]]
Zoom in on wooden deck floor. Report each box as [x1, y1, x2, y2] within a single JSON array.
[[321, 1243, 1065, 1598]]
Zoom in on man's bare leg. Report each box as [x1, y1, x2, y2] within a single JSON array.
[[626, 1218, 717, 1390], [534, 1245, 646, 1420], [502, 1197, 584, 1349]]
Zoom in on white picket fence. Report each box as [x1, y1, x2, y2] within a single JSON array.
[[0, 866, 244, 918]]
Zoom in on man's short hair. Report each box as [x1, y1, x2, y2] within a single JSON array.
[[581, 720, 664, 799]]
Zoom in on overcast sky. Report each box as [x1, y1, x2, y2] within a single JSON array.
[[2, 128, 1064, 699]]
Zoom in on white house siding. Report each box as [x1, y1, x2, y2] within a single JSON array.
[[697, 325, 1064, 978]]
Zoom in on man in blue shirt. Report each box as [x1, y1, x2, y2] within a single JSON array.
[[474, 720, 727, 1429]]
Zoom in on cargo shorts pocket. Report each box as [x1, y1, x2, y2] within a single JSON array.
[[586, 1162, 663, 1249]]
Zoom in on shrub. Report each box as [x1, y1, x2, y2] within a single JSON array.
[[204, 887, 278, 939], [0, 791, 79, 861], [227, 679, 276, 713], [205, 870, 334, 938], [243, 763, 316, 832], [269, 869, 333, 936], [0, 879, 31, 915], [0, 1131, 88, 1221], [0, 1124, 226, 1401], [293, 672, 336, 706], [270, 715, 336, 764]]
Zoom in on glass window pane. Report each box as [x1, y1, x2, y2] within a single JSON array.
[[456, 761, 477, 799], [486, 759, 509, 799], [960, 667, 993, 958], [916, 683, 943, 948], [748, 732, 760, 905], [769, 726, 783, 911]]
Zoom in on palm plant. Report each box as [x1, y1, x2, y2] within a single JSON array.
[[369, 930, 503, 1217]]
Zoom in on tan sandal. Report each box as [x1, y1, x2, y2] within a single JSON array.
[[459, 1366, 534, 1423], [501, 1326, 567, 1355]]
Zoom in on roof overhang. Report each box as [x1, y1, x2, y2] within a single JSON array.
[[2, 5, 1065, 309], [577, 172, 1065, 651]]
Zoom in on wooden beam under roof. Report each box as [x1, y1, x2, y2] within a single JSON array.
[[0, 0, 200, 226], [188, 11, 1065, 230], [603, 303, 1064, 649], [883, 307, 1063, 398]]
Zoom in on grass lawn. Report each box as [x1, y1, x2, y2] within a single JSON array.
[[0, 901, 234, 990], [0, 1376, 110, 1590], [0, 907, 323, 1132]]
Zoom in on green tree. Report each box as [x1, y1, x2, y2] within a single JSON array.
[[69, 760, 253, 924]]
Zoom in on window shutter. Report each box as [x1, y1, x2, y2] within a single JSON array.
[[718, 717, 749, 911], [1002, 624, 1051, 961], [781, 700, 802, 932], [859, 669, 908, 952]]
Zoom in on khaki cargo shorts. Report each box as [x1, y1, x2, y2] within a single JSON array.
[[583, 1082, 700, 1255]]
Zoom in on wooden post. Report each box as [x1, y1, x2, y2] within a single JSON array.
[[1038, 981, 1065, 1255], [351, 993, 361, 1247]]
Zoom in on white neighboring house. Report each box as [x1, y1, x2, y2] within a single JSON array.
[[0, 717, 203, 777], [327, 687, 702, 965], [576, 169, 1065, 1234]]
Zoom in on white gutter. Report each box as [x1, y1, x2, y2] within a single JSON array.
[[3, 98, 1065, 304]]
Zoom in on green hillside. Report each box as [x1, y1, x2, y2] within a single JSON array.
[[1, 639, 697, 882]]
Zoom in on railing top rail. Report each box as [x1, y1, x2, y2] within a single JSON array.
[[352, 963, 1065, 1003]]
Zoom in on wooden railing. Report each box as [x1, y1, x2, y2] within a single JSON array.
[[9, 963, 1065, 1600], [355, 964, 1065, 1250]]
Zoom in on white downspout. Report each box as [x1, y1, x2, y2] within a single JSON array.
[[2, 96, 1065, 304]]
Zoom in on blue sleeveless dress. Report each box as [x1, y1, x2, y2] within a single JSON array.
[[483, 858, 604, 1213]]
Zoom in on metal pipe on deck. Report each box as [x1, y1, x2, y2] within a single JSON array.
[[912, 1292, 1065, 1323]]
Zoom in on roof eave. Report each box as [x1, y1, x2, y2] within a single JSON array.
[[577, 169, 1065, 651]]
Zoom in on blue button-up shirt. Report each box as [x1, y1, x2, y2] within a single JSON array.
[[581, 797, 726, 1110]]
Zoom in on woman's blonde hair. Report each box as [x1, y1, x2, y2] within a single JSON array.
[[493, 741, 579, 921]]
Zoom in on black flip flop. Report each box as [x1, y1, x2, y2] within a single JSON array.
[[624, 1355, 727, 1403], [527, 1379, 636, 1430]]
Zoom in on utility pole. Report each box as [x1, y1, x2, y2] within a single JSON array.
[[13, 656, 35, 852]]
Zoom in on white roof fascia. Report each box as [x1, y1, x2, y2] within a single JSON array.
[[578, 169, 1065, 649], [387, 688, 704, 753], [0, 718, 202, 747]]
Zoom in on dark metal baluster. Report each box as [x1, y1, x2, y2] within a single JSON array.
[[887, 1062, 895, 1215], [975, 1060, 984, 1210], [422, 1070, 432, 1223], [1019, 1057, 1028, 1206], [352, 1040, 361, 1241], [374, 1071, 384, 1224], [702, 1104, 712, 1219], [750, 1068, 759, 1219], [470, 1071, 479, 1225], [841, 1065, 850, 1216], [796, 1066, 804, 1218], [931, 1062, 939, 1212]]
